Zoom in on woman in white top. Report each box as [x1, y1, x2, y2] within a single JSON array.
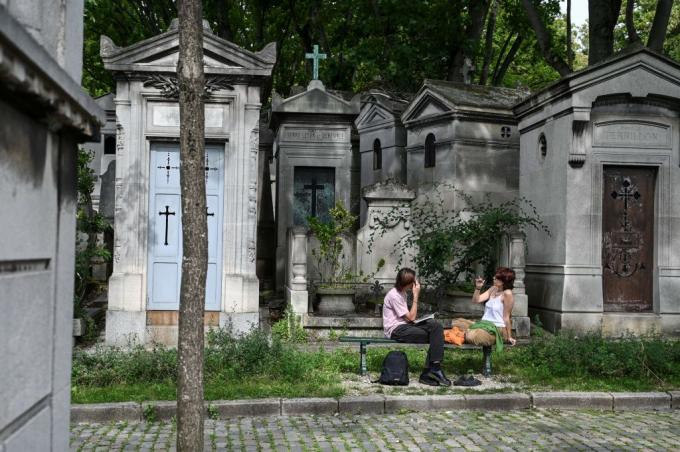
[[471, 267, 516, 346]]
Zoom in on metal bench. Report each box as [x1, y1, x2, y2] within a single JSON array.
[[338, 336, 493, 377]]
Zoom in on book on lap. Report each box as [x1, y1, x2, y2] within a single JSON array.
[[414, 312, 436, 324]]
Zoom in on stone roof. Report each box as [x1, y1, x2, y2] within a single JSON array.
[[423, 79, 527, 110], [361, 89, 414, 115]]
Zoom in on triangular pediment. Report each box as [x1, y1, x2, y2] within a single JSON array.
[[271, 80, 360, 116], [355, 103, 394, 129], [101, 23, 275, 77], [401, 90, 454, 124]]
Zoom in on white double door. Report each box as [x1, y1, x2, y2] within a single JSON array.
[[147, 143, 224, 311]]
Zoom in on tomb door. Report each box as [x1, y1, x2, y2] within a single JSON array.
[[148, 144, 224, 311], [602, 166, 655, 312], [293, 167, 335, 225]]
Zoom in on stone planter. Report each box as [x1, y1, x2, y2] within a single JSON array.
[[316, 287, 356, 314]]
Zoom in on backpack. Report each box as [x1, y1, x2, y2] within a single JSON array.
[[376, 351, 409, 385]]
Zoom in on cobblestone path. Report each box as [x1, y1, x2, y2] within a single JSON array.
[[70, 409, 680, 451]]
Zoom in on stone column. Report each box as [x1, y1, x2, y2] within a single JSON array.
[[509, 232, 530, 337], [286, 227, 309, 316]]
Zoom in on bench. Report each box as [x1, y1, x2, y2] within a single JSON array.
[[338, 336, 493, 377]]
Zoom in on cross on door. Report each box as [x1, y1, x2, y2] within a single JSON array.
[[204, 154, 218, 183], [303, 179, 324, 217], [158, 205, 176, 246], [305, 44, 327, 80], [610, 177, 641, 232], [501, 126, 511, 138], [157, 152, 179, 184]]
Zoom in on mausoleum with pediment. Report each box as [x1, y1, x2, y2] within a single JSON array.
[[101, 20, 275, 345]]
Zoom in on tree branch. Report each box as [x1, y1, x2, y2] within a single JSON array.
[[520, 0, 571, 76]]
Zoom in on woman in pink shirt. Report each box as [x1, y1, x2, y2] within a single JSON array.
[[382, 268, 450, 386]]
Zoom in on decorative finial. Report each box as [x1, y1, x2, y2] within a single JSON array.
[[305, 44, 327, 80]]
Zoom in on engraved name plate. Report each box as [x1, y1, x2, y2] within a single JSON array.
[[283, 127, 347, 142], [150, 103, 225, 129], [593, 121, 670, 149]]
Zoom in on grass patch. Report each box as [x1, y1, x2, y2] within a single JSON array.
[[72, 329, 680, 403]]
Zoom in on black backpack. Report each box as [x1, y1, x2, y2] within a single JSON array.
[[376, 351, 409, 385]]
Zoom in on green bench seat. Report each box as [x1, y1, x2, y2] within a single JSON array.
[[338, 336, 493, 377]]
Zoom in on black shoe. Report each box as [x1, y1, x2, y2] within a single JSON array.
[[418, 373, 440, 386], [426, 369, 452, 387]]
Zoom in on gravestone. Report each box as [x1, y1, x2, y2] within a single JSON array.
[[515, 48, 680, 335], [0, 3, 103, 450], [270, 77, 360, 290], [101, 20, 276, 345]]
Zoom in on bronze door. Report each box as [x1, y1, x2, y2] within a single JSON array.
[[602, 166, 655, 312]]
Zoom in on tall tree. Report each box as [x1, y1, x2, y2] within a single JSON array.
[[521, 0, 571, 75], [176, 0, 207, 449], [625, 0, 642, 44], [588, 0, 623, 65], [567, 0, 573, 68], [647, 0, 674, 50], [448, 0, 491, 81]]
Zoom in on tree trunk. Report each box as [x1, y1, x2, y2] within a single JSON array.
[[492, 33, 524, 85], [447, 0, 491, 82], [480, 0, 498, 85], [521, 0, 571, 76], [588, 0, 623, 65], [215, 0, 233, 41], [176, 0, 207, 450], [625, 0, 641, 45], [647, 0, 673, 51], [566, 0, 573, 69]]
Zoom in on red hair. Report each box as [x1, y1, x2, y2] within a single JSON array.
[[495, 267, 515, 290]]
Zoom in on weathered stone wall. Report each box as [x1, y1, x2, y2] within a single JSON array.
[[0, 3, 102, 450]]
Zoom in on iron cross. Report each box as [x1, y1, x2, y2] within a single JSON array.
[[303, 179, 324, 217], [158, 205, 176, 246], [611, 177, 641, 232], [204, 154, 218, 183], [305, 45, 327, 80]]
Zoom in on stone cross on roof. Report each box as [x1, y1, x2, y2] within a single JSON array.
[[461, 57, 475, 85], [305, 44, 327, 80]]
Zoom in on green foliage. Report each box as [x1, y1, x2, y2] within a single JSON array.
[[505, 332, 680, 389], [308, 202, 357, 286], [74, 149, 111, 340], [270, 306, 308, 343], [206, 403, 219, 420], [142, 404, 157, 423], [368, 185, 548, 288]]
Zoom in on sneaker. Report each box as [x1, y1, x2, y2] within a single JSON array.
[[426, 369, 452, 387]]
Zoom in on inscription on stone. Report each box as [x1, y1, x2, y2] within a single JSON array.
[[151, 104, 225, 128], [594, 121, 670, 148], [284, 128, 346, 142]]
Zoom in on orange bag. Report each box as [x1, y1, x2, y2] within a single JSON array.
[[444, 326, 465, 346]]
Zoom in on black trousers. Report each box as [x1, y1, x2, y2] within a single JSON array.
[[390, 319, 444, 369]]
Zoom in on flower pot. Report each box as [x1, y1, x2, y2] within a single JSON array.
[[316, 287, 356, 314]]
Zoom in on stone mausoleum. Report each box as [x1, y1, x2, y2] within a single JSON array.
[[101, 21, 275, 345], [0, 2, 103, 449], [516, 48, 680, 335]]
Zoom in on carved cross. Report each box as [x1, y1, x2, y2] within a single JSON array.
[[303, 179, 324, 217], [157, 152, 179, 184], [158, 205, 176, 246], [305, 44, 327, 80]]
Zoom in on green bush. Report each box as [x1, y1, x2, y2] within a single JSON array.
[[510, 332, 680, 385]]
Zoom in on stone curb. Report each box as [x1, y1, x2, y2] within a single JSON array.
[[70, 391, 679, 423], [531, 392, 613, 410]]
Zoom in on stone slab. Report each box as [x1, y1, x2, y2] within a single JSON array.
[[532, 392, 612, 410], [384, 395, 466, 413], [282, 398, 337, 415], [463, 393, 531, 410], [338, 396, 385, 415], [70, 403, 141, 423], [144, 401, 176, 421], [209, 399, 281, 417], [612, 392, 671, 410], [669, 391, 680, 409]]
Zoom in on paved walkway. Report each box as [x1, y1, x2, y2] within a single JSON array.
[[71, 409, 680, 451]]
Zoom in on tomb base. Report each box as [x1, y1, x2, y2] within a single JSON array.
[[105, 310, 146, 346]]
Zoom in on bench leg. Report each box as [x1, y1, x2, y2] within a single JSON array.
[[360, 343, 367, 376], [482, 346, 492, 377]]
